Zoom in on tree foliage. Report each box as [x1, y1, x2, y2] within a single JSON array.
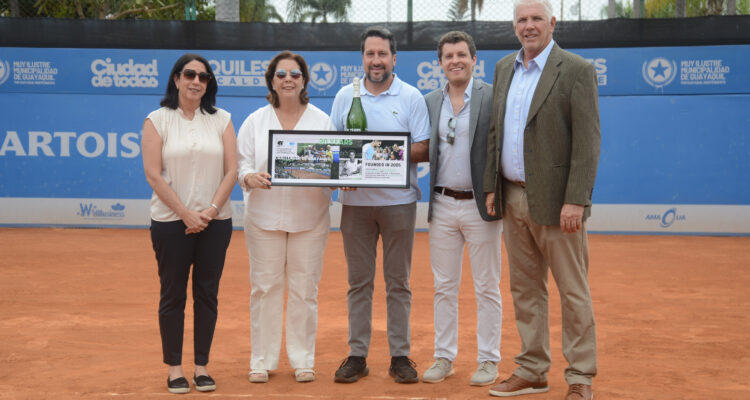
[[240, 0, 283, 22], [601, 0, 634, 18], [287, 0, 352, 23], [447, 0, 484, 21], [644, 0, 725, 17], [2, 0, 215, 19], [599, 0, 747, 18]]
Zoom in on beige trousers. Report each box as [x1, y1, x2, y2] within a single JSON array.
[[244, 213, 330, 371], [503, 181, 597, 385]]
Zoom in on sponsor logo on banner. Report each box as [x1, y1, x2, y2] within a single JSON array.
[[77, 202, 126, 220], [0, 59, 10, 85], [585, 57, 607, 86], [209, 59, 269, 87], [90, 58, 158, 88], [642, 57, 677, 89], [12, 60, 59, 86], [309, 62, 337, 91], [644, 207, 686, 228], [679, 59, 729, 85], [339, 65, 364, 86], [0, 130, 140, 158], [416, 59, 487, 91]]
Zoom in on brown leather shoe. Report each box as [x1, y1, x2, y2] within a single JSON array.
[[565, 383, 593, 400], [489, 374, 549, 397]]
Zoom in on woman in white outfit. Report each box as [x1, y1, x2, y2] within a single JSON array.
[[237, 51, 334, 383]]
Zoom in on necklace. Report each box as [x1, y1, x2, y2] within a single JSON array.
[[276, 105, 305, 130]]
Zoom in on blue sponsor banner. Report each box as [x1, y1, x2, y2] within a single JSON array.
[[1, 45, 749, 233], [1, 45, 749, 96]]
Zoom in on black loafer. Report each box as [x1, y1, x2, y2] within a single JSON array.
[[193, 375, 216, 392], [167, 376, 190, 394]]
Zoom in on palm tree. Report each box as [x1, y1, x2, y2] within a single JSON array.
[[447, 0, 467, 20], [447, 0, 484, 21], [287, 0, 352, 23], [241, 0, 283, 22]]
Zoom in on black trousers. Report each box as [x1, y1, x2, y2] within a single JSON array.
[[150, 218, 232, 366]]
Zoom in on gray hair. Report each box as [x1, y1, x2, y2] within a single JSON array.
[[513, 0, 555, 24]]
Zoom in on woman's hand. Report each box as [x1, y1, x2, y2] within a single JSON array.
[[182, 209, 211, 235], [244, 172, 272, 189]]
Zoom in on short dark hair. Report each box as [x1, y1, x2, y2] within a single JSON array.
[[437, 31, 477, 60], [265, 50, 310, 108], [360, 26, 397, 55], [160, 53, 217, 114]]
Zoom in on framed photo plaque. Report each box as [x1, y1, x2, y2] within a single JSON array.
[[267, 130, 411, 188]]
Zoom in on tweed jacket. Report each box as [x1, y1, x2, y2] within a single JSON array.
[[426, 79, 499, 222], [483, 43, 601, 225]]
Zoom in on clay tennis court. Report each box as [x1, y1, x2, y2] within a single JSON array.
[[288, 169, 331, 180], [1, 228, 748, 399]]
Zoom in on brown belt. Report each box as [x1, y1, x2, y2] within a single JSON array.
[[504, 179, 526, 188], [434, 186, 474, 200]]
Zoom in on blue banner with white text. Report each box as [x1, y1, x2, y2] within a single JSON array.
[[1, 45, 748, 234]]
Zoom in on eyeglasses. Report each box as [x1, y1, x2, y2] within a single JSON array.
[[181, 69, 211, 83], [276, 69, 303, 79], [446, 117, 456, 145]]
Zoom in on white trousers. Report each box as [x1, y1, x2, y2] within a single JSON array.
[[244, 213, 329, 370], [429, 193, 503, 363]]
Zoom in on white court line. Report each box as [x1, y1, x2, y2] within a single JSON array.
[[106, 393, 445, 399]]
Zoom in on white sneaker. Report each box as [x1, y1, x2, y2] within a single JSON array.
[[470, 361, 498, 386], [422, 358, 454, 383]]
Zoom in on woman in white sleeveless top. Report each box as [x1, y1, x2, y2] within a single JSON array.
[[141, 54, 237, 394]]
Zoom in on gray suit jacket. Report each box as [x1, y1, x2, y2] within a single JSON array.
[[483, 43, 601, 225], [426, 79, 500, 222]]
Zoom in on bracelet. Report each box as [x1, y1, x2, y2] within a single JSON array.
[[209, 203, 220, 213]]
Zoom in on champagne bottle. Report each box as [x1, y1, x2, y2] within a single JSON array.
[[346, 77, 367, 131]]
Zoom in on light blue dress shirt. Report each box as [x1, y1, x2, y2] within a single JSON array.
[[330, 74, 431, 206], [501, 39, 555, 183], [436, 77, 473, 191]]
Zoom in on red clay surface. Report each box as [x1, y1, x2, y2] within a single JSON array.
[[1, 228, 748, 399]]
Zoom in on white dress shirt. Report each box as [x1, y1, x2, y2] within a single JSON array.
[[436, 78, 473, 191], [502, 39, 555, 183]]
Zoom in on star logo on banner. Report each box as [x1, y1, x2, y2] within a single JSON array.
[[0, 60, 10, 86], [650, 60, 669, 79], [308, 62, 337, 92], [642, 57, 677, 89]]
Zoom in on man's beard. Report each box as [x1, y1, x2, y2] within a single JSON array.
[[366, 69, 391, 84]]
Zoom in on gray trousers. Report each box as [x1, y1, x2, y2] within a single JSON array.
[[340, 202, 416, 357]]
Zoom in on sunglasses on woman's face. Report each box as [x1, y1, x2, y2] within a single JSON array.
[[275, 69, 303, 79], [181, 69, 212, 83]]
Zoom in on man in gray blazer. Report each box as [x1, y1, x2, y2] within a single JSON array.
[[484, 1, 600, 399], [422, 31, 503, 387]]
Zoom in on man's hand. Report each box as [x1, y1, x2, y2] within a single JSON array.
[[486, 192, 496, 217], [560, 204, 584, 233]]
